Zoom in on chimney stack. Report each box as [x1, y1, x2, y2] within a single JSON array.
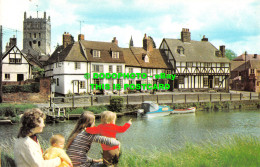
[[143, 34, 154, 52], [220, 45, 225, 57], [181, 28, 191, 42], [78, 34, 84, 41], [63, 32, 74, 49], [5, 36, 17, 51], [201, 35, 208, 42], [112, 37, 118, 45]]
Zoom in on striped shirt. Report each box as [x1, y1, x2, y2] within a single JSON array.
[[66, 130, 120, 167]]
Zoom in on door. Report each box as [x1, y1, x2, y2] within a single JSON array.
[[17, 74, 24, 81], [208, 76, 213, 88], [73, 80, 79, 94]]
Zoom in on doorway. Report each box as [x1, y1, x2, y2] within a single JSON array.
[[17, 74, 24, 81]]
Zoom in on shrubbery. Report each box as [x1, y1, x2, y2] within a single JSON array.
[[3, 83, 40, 93], [109, 96, 124, 112]]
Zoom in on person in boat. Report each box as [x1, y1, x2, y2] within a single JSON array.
[[14, 108, 61, 167], [86, 111, 132, 166], [65, 111, 120, 167]]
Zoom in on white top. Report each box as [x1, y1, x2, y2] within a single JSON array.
[[14, 136, 61, 167]]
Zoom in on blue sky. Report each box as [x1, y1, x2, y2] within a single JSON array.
[[1, 0, 260, 56]]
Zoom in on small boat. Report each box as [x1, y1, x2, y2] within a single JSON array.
[[139, 101, 173, 118], [0, 119, 14, 125], [171, 107, 196, 114]]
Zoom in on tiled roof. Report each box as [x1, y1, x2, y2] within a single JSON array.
[[163, 39, 230, 63], [125, 47, 172, 69], [233, 54, 260, 61], [48, 40, 125, 64], [122, 48, 140, 67]]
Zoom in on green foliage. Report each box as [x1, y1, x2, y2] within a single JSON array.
[[3, 83, 40, 93], [225, 49, 237, 60], [0, 103, 37, 117], [86, 105, 108, 114], [118, 135, 260, 167], [1, 151, 16, 167], [32, 66, 44, 78], [109, 96, 124, 112]]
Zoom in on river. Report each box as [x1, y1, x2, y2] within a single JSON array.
[[0, 109, 259, 158]]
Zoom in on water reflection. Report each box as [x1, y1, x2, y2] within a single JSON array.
[[0, 109, 259, 155]]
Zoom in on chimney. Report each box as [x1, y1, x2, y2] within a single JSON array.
[[112, 37, 118, 45], [78, 34, 84, 41], [44, 11, 46, 19], [201, 35, 208, 42], [181, 28, 191, 42], [63, 32, 74, 49], [254, 54, 257, 58], [24, 12, 27, 19], [5, 36, 17, 51], [220, 45, 225, 57], [143, 34, 154, 52]]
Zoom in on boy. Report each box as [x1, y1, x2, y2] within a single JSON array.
[[86, 111, 132, 166]]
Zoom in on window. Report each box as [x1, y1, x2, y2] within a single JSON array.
[[75, 62, 81, 70], [9, 58, 21, 64], [129, 68, 133, 73], [205, 63, 211, 67], [93, 65, 103, 72], [187, 62, 193, 67], [112, 52, 119, 59], [251, 69, 255, 74], [29, 41, 32, 47], [177, 46, 184, 54], [93, 50, 100, 58], [29, 33, 32, 38], [109, 65, 113, 73], [80, 81, 86, 89], [142, 55, 149, 63], [56, 78, 59, 86], [215, 77, 219, 86], [5, 74, 10, 80], [38, 41, 41, 47], [116, 65, 122, 73], [179, 76, 184, 84], [220, 63, 225, 67], [93, 79, 103, 85], [34, 33, 36, 38], [117, 79, 123, 88], [203, 77, 208, 86], [39, 33, 41, 38]]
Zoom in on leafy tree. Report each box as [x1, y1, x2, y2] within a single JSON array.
[[225, 49, 237, 60]]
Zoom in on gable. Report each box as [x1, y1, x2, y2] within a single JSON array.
[[2, 45, 30, 64]]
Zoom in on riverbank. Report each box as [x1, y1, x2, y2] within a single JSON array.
[[118, 135, 260, 167], [1, 135, 259, 167]]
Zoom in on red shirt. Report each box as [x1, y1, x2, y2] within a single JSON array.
[[86, 123, 130, 150]]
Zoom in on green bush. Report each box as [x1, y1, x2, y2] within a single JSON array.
[[109, 96, 124, 112], [3, 83, 40, 93], [86, 105, 108, 114]]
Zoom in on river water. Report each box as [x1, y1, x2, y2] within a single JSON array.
[[1, 109, 259, 157]]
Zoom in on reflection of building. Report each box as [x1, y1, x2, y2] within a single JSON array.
[[22, 11, 51, 66], [159, 28, 230, 91], [230, 53, 260, 92], [2, 37, 32, 82]]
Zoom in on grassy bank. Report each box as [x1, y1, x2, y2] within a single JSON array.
[[2, 135, 259, 167], [118, 135, 260, 167]]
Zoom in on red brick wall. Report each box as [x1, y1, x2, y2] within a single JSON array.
[[3, 77, 51, 103]]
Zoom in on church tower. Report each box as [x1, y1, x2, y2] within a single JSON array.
[[23, 11, 51, 56]]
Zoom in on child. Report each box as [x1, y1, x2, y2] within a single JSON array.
[[86, 111, 132, 166], [44, 134, 73, 167]]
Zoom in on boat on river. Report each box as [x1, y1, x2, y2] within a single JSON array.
[[138, 101, 195, 118]]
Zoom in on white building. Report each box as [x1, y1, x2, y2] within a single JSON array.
[[159, 28, 230, 91], [2, 39, 32, 82]]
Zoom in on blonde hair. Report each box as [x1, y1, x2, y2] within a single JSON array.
[[50, 134, 65, 146], [101, 111, 117, 124]]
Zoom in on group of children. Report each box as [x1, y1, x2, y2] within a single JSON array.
[[44, 111, 132, 167]]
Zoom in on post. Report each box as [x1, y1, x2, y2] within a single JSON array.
[[240, 93, 242, 100], [172, 94, 174, 103], [142, 95, 144, 102], [91, 95, 93, 106], [157, 95, 159, 104], [220, 93, 222, 101], [127, 95, 129, 105], [210, 94, 212, 102], [198, 94, 199, 102], [230, 93, 232, 101], [0, 25, 2, 103], [184, 94, 186, 103], [250, 92, 252, 100]]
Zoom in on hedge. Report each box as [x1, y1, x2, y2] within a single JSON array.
[[3, 83, 39, 93]]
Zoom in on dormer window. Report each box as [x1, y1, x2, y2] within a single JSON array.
[[142, 54, 149, 63], [112, 51, 119, 59], [177, 46, 184, 55], [93, 50, 100, 58]]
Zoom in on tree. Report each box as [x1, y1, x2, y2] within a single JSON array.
[[225, 49, 237, 60]]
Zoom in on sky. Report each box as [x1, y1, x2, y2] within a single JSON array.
[[1, 0, 260, 56]]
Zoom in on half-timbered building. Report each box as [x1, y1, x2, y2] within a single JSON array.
[[159, 28, 230, 91], [2, 38, 32, 82]]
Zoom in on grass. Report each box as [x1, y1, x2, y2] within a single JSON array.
[[68, 105, 109, 114], [118, 135, 260, 167], [2, 135, 259, 167]]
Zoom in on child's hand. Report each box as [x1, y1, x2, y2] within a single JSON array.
[[128, 119, 132, 125]]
